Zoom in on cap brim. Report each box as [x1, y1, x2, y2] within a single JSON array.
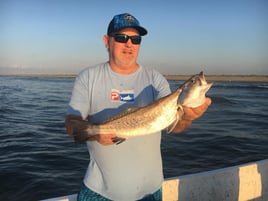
[[135, 26, 147, 36], [114, 26, 147, 36]]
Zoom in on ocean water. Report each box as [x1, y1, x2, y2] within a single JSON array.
[[0, 76, 267, 201]]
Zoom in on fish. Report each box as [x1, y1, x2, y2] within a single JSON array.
[[71, 71, 213, 144]]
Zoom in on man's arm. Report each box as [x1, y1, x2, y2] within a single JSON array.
[[65, 115, 117, 145], [171, 97, 212, 133], [65, 115, 85, 136]]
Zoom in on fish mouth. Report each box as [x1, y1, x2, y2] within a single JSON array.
[[179, 72, 201, 90], [180, 71, 212, 90], [199, 71, 206, 85], [199, 71, 213, 87], [199, 71, 204, 78]]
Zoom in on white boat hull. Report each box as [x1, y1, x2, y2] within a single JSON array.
[[41, 159, 268, 201]]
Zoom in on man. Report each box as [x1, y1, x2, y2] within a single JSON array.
[[65, 13, 211, 201]]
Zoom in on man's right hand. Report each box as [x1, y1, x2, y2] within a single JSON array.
[[65, 115, 119, 145], [87, 134, 119, 145], [65, 115, 84, 136]]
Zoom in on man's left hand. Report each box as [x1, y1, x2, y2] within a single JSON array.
[[171, 97, 211, 133], [183, 97, 212, 121]]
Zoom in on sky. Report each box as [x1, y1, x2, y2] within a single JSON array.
[[0, 0, 267, 75]]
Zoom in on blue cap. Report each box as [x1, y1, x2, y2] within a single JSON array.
[[107, 13, 147, 36]]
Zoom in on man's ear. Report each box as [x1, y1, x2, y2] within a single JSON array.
[[103, 35, 109, 49]]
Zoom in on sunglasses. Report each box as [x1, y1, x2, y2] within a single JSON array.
[[110, 34, 142, 45]]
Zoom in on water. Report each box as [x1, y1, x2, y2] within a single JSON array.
[[0, 76, 267, 201]]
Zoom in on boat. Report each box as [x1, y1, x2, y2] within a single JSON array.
[[41, 159, 268, 201]]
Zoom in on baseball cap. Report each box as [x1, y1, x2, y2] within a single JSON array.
[[107, 13, 148, 36]]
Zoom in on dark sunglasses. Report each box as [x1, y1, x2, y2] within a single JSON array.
[[110, 34, 142, 45]]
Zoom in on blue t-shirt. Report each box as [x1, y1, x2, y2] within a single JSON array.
[[67, 62, 171, 200]]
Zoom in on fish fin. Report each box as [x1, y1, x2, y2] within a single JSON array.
[[166, 106, 183, 133], [71, 119, 127, 145], [112, 137, 126, 145], [70, 119, 94, 143], [166, 119, 179, 134]]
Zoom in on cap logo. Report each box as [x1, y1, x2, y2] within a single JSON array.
[[107, 13, 147, 36], [124, 14, 135, 22]]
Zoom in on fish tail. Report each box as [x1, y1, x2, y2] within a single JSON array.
[[70, 119, 95, 143]]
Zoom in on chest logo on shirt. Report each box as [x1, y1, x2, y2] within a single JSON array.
[[111, 89, 135, 102]]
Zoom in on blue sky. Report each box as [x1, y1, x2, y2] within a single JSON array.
[[0, 0, 267, 75]]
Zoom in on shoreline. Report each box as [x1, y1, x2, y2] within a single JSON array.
[[165, 75, 268, 82], [1, 74, 268, 82]]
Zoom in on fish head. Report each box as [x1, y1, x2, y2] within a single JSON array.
[[179, 71, 213, 107]]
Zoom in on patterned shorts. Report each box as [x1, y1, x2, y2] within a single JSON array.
[[77, 182, 162, 201]]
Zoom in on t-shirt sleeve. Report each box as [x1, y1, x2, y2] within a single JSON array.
[[66, 70, 90, 118], [152, 70, 171, 99]]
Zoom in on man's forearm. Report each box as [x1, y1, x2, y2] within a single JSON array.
[[65, 115, 84, 136]]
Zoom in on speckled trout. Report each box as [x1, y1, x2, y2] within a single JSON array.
[[71, 72, 212, 144]]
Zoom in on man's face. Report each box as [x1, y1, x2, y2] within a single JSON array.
[[104, 28, 141, 70]]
